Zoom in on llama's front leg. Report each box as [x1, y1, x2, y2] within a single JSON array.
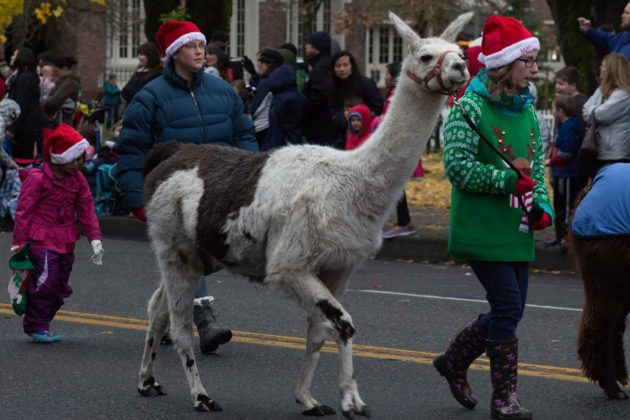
[[337, 331, 369, 419], [295, 318, 337, 416], [165, 277, 223, 412], [138, 285, 169, 397]]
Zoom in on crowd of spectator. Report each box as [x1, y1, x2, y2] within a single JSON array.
[[2, 4, 630, 244]]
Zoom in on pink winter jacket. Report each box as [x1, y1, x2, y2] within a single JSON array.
[[13, 162, 102, 254]]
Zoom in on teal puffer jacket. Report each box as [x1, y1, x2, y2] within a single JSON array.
[[114, 65, 258, 209]]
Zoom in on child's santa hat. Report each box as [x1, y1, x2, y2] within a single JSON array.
[[155, 20, 206, 64], [43, 123, 89, 164], [478, 16, 540, 70]]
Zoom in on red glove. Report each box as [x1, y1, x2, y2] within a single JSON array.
[[132, 208, 147, 222], [549, 155, 566, 170], [515, 173, 536, 196], [533, 212, 552, 231]]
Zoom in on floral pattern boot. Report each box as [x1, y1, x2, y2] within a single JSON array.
[[433, 317, 487, 409], [487, 339, 532, 419]]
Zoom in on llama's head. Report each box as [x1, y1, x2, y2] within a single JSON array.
[[390, 11, 473, 95]]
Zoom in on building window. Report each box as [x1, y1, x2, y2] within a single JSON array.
[[235, 0, 246, 57], [116, 0, 144, 60], [367, 26, 404, 86], [323, 0, 331, 34], [288, 0, 333, 51]]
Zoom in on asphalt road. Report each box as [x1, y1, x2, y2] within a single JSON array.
[[0, 233, 629, 420]]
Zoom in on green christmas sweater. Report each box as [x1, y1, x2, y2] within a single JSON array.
[[442, 79, 553, 262]]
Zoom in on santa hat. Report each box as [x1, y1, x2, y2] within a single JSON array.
[[43, 123, 89, 164], [477, 16, 540, 70], [155, 20, 206, 64]]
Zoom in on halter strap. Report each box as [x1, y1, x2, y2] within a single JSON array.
[[406, 50, 460, 95]]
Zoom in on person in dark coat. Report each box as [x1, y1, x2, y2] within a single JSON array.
[[7, 47, 46, 166], [261, 65, 308, 151], [121, 42, 163, 105], [43, 56, 81, 127], [249, 48, 284, 147], [329, 51, 383, 148], [114, 20, 258, 355], [302, 31, 336, 147]]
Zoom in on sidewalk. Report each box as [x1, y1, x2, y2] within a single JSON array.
[[378, 206, 574, 272], [1, 206, 574, 272]]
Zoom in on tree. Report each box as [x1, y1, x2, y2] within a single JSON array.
[[142, 0, 232, 42], [546, 0, 628, 94]]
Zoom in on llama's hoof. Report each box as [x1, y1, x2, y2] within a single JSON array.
[[194, 394, 223, 412], [342, 406, 370, 419], [137, 377, 167, 397], [302, 404, 336, 416]]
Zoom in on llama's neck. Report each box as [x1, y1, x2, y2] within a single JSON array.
[[357, 73, 447, 189]]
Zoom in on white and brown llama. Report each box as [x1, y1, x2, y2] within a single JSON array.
[[137, 11, 473, 416]]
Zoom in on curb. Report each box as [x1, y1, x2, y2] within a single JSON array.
[[2, 215, 574, 272]]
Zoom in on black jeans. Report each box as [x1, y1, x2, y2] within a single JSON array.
[[396, 191, 411, 227], [552, 176, 579, 241], [470, 261, 529, 341]]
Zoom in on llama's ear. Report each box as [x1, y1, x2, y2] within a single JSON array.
[[439, 12, 474, 43], [389, 12, 422, 47]]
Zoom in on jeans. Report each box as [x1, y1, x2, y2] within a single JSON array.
[[396, 191, 411, 226], [469, 261, 529, 341], [195, 276, 208, 298]]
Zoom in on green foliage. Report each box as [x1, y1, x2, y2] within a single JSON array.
[[159, 4, 189, 23]]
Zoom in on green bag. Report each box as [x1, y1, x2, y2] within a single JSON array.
[[7, 242, 33, 316]]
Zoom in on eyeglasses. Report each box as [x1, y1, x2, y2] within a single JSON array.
[[182, 41, 206, 51], [516, 57, 542, 68]]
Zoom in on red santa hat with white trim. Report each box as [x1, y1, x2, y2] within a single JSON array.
[[43, 123, 89, 164], [155, 20, 206, 65], [477, 16, 540, 70]]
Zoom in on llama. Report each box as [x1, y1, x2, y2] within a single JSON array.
[[566, 163, 630, 401], [136, 11, 473, 416]]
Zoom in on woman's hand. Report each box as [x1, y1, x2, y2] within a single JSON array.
[[577, 17, 591, 33]]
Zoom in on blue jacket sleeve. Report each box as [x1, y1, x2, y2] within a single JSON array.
[[582, 28, 624, 55], [113, 90, 158, 209], [229, 89, 258, 153]]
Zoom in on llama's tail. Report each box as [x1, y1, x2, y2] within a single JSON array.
[[144, 141, 185, 176]]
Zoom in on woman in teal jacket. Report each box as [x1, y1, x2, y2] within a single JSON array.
[[114, 20, 258, 355]]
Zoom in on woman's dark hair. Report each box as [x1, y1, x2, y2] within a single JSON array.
[[51, 55, 78, 70], [138, 42, 161, 69], [137, 42, 163, 80], [206, 43, 230, 80], [330, 51, 362, 108], [14, 47, 37, 72], [386, 62, 402, 81]]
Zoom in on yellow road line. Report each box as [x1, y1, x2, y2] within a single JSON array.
[[0, 304, 588, 383]]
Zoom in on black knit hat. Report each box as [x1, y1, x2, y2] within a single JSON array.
[[307, 31, 331, 55], [259, 48, 283, 64], [278, 42, 298, 57]]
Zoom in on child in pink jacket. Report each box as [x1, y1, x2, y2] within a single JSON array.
[[12, 123, 104, 343]]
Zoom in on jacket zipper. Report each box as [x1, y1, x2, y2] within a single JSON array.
[[189, 90, 206, 141]]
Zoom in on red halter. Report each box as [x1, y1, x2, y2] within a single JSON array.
[[406, 50, 461, 95]]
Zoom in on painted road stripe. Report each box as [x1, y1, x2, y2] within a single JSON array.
[[0, 304, 587, 383], [348, 289, 583, 312]]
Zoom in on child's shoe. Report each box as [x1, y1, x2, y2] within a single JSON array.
[[31, 331, 61, 343], [383, 224, 416, 239]]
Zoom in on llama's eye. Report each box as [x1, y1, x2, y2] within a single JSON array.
[[420, 54, 433, 63]]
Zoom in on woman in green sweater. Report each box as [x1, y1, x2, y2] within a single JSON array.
[[432, 16, 553, 420]]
